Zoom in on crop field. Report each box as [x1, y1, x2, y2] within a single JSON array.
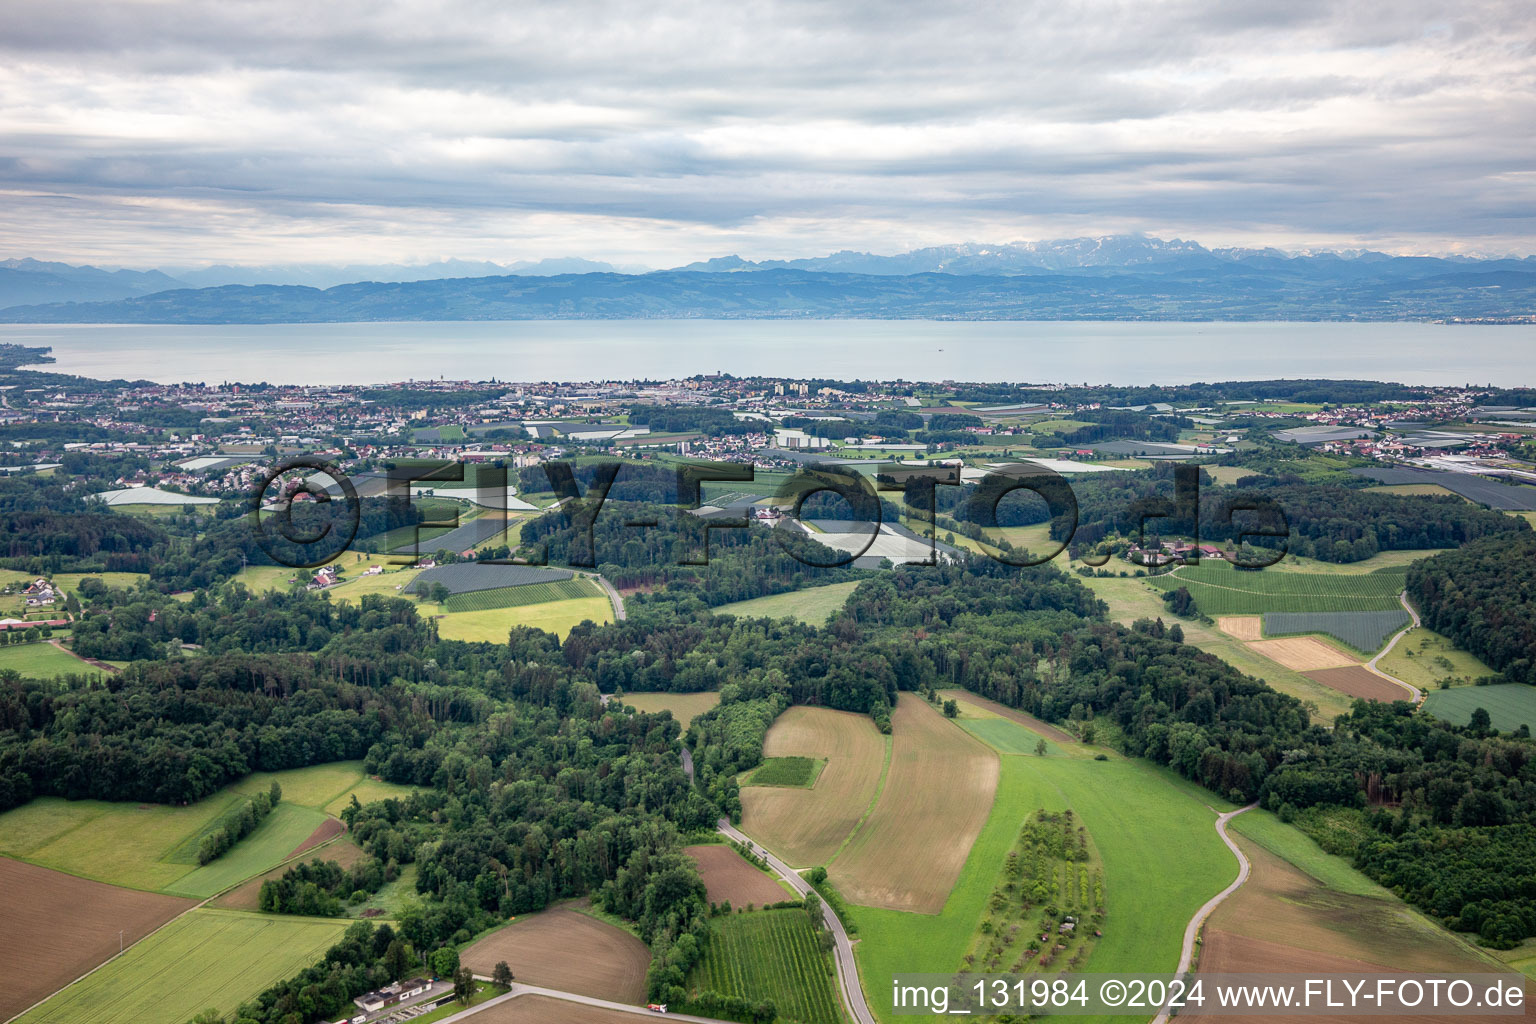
[[1198, 832, 1499, 1024], [0, 641, 95, 678], [1246, 636, 1357, 671], [322, 775, 420, 816], [746, 756, 825, 788], [15, 908, 351, 1024], [404, 561, 575, 596], [442, 576, 595, 612], [0, 761, 374, 894], [686, 908, 840, 1024], [712, 580, 863, 624], [164, 802, 329, 898], [1217, 615, 1263, 640], [1424, 684, 1536, 733], [435, 594, 614, 641], [1377, 626, 1501, 691], [937, 689, 1077, 750], [1080, 576, 1357, 723], [213, 836, 368, 911], [1304, 666, 1412, 703], [685, 844, 793, 907], [622, 690, 720, 727], [853, 713, 1239, 1024], [1262, 609, 1411, 654], [738, 706, 887, 867], [0, 858, 195, 1023], [1148, 561, 1406, 614], [830, 695, 999, 913], [470, 995, 649, 1024], [462, 901, 650, 1003]]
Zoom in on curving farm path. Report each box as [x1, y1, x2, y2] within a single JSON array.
[[1363, 591, 1424, 704], [1151, 802, 1257, 1024], [443, 981, 733, 1024]]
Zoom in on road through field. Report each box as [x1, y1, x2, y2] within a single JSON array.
[[588, 572, 627, 621], [1364, 592, 1424, 703], [717, 819, 875, 1024], [1152, 803, 1257, 1024]]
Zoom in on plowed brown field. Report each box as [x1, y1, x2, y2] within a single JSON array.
[[0, 856, 195, 1021], [685, 844, 789, 907], [461, 901, 650, 1003], [1304, 666, 1410, 702]]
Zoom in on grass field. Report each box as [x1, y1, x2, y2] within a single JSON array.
[[434, 594, 613, 641], [1080, 576, 1356, 722], [1424, 684, 1536, 733], [1364, 483, 1468, 499], [830, 695, 999, 913], [0, 642, 95, 678], [0, 761, 391, 894], [327, 565, 422, 601], [0, 858, 195, 1023], [622, 691, 721, 727], [739, 707, 888, 867], [712, 581, 864, 625], [1148, 560, 1406, 614], [442, 577, 594, 612], [1229, 810, 1386, 898], [852, 710, 1238, 1024], [163, 803, 328, 898], [461, 901, 650, 1003], [746, 756, 825, 788], [15, 908, 351, 1024], [1377, 625, 1501, 690], [686, 908, 841, 1024]]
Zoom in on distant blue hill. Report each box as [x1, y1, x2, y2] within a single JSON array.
[[2, 237, 1532, 322]]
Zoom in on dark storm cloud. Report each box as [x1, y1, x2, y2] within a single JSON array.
[[0, 0, 1531, 264]]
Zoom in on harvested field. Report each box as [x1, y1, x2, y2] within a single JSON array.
[[622, 690, 720, 727], [1217, 615, 1262, 640], [468, 994, 641, 1024], [1305, 666, 1412, 702], [738, 706, 886, 867], [1197, 835, 1509, 1024], [0, 858, 195, 1023], [461, 901, 649, 1003], [289, 817, 345, 858], [685, 845, 790, 907], [212, 838, 368, 912], [1247, 636, 1357, 671], [830, 694, 999, 914]]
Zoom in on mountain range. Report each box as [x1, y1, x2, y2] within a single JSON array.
[[1, 236, 1532, 323]]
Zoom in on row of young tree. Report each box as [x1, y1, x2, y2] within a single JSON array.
[[200, 783, 281, 864]]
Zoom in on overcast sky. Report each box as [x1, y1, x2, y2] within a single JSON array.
[[1, 0, 1533, 268]]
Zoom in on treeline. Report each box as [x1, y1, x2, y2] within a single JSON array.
[[259, 854, 388, 916], [928, 464, 1525, 562], [1406, 533, 1536, 684], [626, 404, 753, 436], [200, 783, 281, 864]]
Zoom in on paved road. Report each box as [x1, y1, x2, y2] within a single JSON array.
[[1364, 591, 1424, 704], [717, 820, 875, 1024], [680, 746, 694, 784], [1151, 802, 1257, 1024], [590, 572, 627, 621], [436, 982, 732, 1024]]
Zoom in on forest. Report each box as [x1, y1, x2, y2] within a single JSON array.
[[1407, 532, 1536, 685]]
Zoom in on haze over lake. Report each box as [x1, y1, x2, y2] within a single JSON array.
[[4, 320, 1533, 387]]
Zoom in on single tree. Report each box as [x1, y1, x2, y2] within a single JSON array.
[[1035, 738, 1048, 757], [492, 961, 514, 988], [942, 699, 959, 718], [453, 965, 476, 1004], [431, 946, 460, 979]]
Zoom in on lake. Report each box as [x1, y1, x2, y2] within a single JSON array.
[[2, 320, 1532, 386]]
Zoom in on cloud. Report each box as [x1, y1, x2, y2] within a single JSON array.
[[0, 0, 1531, 266]]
